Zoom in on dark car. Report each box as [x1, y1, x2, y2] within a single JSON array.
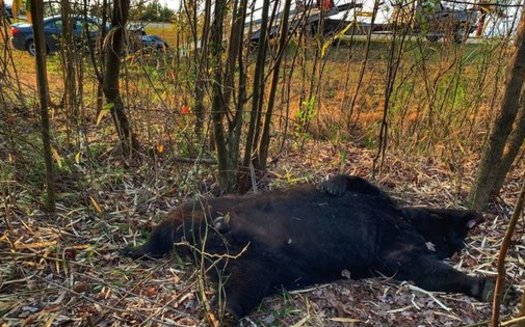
[[10, 15, 101, 55], [140, 34, 169, 50], [421, 7, 478, 43], [127, 25, 169, 51], [393, 1, 478, 43], [11, 16, 169, 56]]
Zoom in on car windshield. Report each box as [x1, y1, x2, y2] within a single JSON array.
[[39, 16, 100, 33], [44, 19, 61, 29]]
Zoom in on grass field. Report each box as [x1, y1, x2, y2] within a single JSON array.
[[2, 23, 508, 162]]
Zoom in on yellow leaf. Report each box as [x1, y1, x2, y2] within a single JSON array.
[[74, 152, 81, 164], [96, 103, 113, 126], [96, 110, 107, 126], [321, 20, 357, 57], [43, 312, 58, 327], [156, 144, 164, 154], [89, 196, 103, 213], [51, 147, 62, 168]]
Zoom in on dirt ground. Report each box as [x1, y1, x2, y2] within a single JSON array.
[[1, 141, 523, 327]]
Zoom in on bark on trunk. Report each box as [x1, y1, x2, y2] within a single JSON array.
[[60, 0, 79, 138], [490, 93, 525, 197], [257, 0, 292, 171], [29, 0, 55, 212], [468, 5, 525, 210], [239, 0, 270, 192], [210, 0, 236, 192], [102, 0, 138, 156]]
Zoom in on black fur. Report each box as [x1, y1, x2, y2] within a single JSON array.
[[123, 175, 498, 321], [401, 207, 481, 259]]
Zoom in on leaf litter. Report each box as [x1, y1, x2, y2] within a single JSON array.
[[1, 140, 523, 327]]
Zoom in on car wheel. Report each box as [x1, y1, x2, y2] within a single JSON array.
[[454, 30, 467, 44], [26, 39, 49, 56], [156, 44, 167, 51], [425, 35, 440, 42], [26, 39, 36, 56]]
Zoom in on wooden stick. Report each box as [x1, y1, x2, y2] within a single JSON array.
[[490, 178, 525, 326]]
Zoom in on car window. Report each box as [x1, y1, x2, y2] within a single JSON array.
[[72, 19, 100, 33], [45, 19, 62, 29]]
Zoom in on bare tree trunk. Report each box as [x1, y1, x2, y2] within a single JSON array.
[[257, 0, 292, 171], [490, 92, 525, 196], [468, 4, 525, 210], [210, 0, 235, 192], [29, 0, 55, 212], [102, 0, 138, 156], [60, 0, 78, 143], [239, 0, 270, 192], [226, 0, 249, 169], [223, 0, 246, 108], [491, 176, 525, 327], [184, 0, 210, 139]]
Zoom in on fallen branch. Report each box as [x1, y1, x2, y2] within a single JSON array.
[[491, 177, 525, 327], [407, 284, 451, 311]]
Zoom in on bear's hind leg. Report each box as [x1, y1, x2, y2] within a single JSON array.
[[384, 253, 490, 300]]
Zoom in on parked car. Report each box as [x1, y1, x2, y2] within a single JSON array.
[[421, 7, 478, 43], [10, 16, 169, 56], [126, 27, 169, 52], [140, 34, 169, 50], [10, 15, 101, 55], [393, 1, 478, 43]]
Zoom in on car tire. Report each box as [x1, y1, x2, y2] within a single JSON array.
[[26, 39, 49, 56], [156, 43, 169, 51], [26, 39, 37, 56], [425, 35, 440, 42], [454, 31, 467, 44]]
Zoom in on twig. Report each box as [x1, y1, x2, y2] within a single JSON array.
[[502, 315, 525, 326], [490, 178, 525, 327], [31, 273, 126, 313], [407, 284, 451, 311]]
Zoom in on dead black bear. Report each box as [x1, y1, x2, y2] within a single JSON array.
[[123, 174, 495, 322]]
